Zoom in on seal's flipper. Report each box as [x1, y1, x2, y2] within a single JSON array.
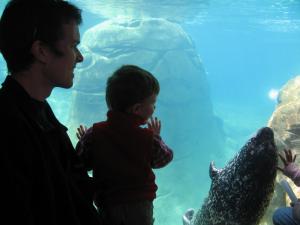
[[209, 161, 222, 179], [182, 208, 195, 225]]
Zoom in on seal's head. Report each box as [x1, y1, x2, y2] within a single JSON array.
[[210, 127, 277, 181], [235, 126, 277, 177]]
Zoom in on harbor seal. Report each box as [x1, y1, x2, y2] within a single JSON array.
[[183, 127, 278, 225]]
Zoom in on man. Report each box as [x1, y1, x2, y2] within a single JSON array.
[[0, 0, 101, 224]]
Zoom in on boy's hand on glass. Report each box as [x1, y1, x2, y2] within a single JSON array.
[[76, 124, 87, 140], [277, 149, 297, 172], [147, 117, 161, 136]]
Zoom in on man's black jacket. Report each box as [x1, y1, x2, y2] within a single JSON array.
[[0, 76, 102, 225]]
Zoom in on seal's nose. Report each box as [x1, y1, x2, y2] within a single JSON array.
[[256, 127, 274, 141]]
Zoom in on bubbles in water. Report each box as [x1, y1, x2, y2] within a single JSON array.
[[268, 88, 279, 100]]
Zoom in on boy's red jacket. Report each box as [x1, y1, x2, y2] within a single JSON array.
[[87, 111, 158, 206]]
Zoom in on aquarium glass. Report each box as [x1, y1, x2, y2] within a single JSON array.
[[1, 0, 300, 224]]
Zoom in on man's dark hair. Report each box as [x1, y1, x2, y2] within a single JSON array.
[[106, 65, 160, 112], [0, 0, 82, 74]]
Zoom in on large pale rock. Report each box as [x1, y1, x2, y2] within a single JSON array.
[[269, 76, 300, 150], [261, 75, 300, 225], [73, 0, 209, 23], [68, 18, 225, 224]]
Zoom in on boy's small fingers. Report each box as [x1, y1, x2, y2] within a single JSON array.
[[278, 153, 287, 164], [284, 149, 289, 157], [287, 149, 292, 157]]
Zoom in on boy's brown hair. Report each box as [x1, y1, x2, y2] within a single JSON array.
[[106, 65, 160, 112]]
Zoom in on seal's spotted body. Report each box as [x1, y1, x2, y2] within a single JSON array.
[[191, 127, 277, 225]]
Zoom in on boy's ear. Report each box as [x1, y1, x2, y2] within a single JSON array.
[[128, 103, 142, 114], [30, 40, 49, 64]]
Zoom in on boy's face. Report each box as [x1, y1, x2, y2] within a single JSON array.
[[134, 94, 157, 123], [42, 20, 83, 89]]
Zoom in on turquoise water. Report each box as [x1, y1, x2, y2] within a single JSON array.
[[1, 0, 300, 224]]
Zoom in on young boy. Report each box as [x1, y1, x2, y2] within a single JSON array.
[[76, 65, 174, 225]]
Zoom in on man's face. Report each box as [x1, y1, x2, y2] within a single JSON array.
[[43, 20, 83, 89]]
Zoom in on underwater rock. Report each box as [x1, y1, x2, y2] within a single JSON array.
[[264, 75, 300, 225], [71, 18, 225, 155], [73, 0, 209, 23], [70, 18, 225, 155], [184, 127, 277, 225], [268, 75, 300, 152]]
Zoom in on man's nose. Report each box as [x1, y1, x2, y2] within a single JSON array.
[[76, 49, 84, 63]]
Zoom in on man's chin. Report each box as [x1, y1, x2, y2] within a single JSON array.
[[57, 81, 73, 89]]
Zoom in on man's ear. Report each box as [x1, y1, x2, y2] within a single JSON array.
[[30, 40, 49, 64]]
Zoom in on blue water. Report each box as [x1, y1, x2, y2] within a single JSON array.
[[1, 0, 300, 224]]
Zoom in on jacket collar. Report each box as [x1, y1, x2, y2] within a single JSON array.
[[1, 75, 67, 131], [106, 110, 145, 129]]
